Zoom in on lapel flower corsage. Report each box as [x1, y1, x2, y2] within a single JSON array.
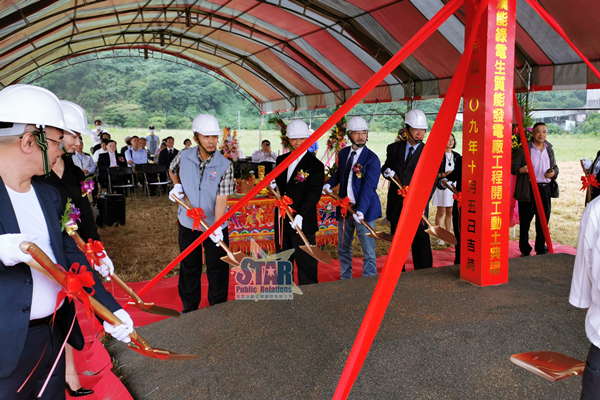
[[295, 169, 309, 183], [352, 164, 363, 179], [118, 156, 124, 163], [81, 177, 94, 197], [60, 198, 81, 234]]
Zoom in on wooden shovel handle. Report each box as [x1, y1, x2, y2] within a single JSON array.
[[268, 186, 313, 247], [442, 180, 458, 194], [326, 190, 380, 237]]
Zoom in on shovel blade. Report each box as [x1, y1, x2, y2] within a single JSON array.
[[127, 343, 199, 361], [425, 227, 457, 245], [366, 231, 394, 242], [299, 244, 332, 264], [510, 351, 585, 382], [127, 302, 181, 318], [220, 254, 242, 267]]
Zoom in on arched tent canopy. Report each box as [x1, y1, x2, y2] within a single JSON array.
[[1, 0, 599, 114]]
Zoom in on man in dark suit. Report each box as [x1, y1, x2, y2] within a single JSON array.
[[324, 116, 381, 279], [381, 109, 434, 270], [273, 120, 324, 285], [158, 136, 178, 167], [97, 140, 127, 190], [0, 84, 133, 399]]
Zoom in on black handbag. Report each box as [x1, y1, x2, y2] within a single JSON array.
[[550, 179, 559, 198]]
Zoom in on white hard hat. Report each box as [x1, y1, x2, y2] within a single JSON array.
[[286, 120, 309, 139], [0, 84, 73, 136], [405, 109, 428, 130], [347, 116, 369, 132], [192, 114, 221, 136], [60, 100, 94, 136]]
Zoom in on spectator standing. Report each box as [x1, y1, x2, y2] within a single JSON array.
[[511, 122, 558, 256], [323, 116, 381, 279], [146, 125, 160, 156], [432, 134, 459, 245]]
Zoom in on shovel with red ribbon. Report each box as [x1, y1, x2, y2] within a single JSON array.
[[326, 190, 393, 243], [19, 241, 198, 361], [442, 180, 462, 209], [580, 159, 598, 205], [170, 194, 246, 267], [68, 231, 180, 318], [389, 175, 457, 245], [267, 185, 332, 265]]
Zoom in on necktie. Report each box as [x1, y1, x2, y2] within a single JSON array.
[[406, 146, 414, 165], [341, 151, 356, 198]]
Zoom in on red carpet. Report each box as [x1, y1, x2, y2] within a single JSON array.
[[70, 241, 577, 399]]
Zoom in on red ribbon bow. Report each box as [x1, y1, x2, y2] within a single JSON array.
[[581, 175, 599, 191], [186, 207, 206, 231], [453, 192, 462, 209], [397, 185, 409, 198], [85, 240, 105, 267], [336, 197, 351, 218], [275, 196, 295, 245], [55, 263, 96, 321]]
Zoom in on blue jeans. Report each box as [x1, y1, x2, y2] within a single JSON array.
[[338, 217, 377, 280]]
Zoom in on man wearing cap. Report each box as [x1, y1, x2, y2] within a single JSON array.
[[273, 120, 324, 285], [169, 114, 235, 313], [0, 84, 132, 399], [146, 125, 160, 158], [323, 116, 381, 279], [381, 109, 435, 270], [251, 140, 277, 163]]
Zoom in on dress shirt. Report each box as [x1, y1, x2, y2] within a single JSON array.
[[405, 142, 420, 161], [146, 134, 160, 154], [251, 150, 278, 163], [125, 147, 148, 166], [570, 198, 600, 348], [346, 146, 364, 204], [73, 151, 96, 175], [530, 142, 551, 183], [93, 148, 107, 163], [287, 151, 308, 182], [108, 151, 118, 167]]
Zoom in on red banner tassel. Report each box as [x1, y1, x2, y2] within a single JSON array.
[[397, 186, 409, 198], [336, 197, 351, 248], [581, 175, 599, 191], [275, 196, 295, 246], [186, 207, 206, 232], [453, 192, 462, 209]]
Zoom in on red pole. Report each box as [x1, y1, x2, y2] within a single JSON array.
[[332, 1, 487, 398], [512, 90, 554, 254], [130, 0, 467, 302]]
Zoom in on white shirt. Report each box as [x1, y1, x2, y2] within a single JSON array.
[[345, 146, 364, 204], [570, 196, 600, 347], [93, 148, 107, 163], [6, 186, 63, 319], [252, 150, 278, 163], [287, 151, 308, 182], [73, 152, 96, 175]]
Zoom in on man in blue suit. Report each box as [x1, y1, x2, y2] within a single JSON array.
[[0, 84, 132, 400], [324, 116, 381, 279]]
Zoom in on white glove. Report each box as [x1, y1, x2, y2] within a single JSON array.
[[96, 251, 114, 281], [322, 183, 331, 194], [270, 180, 277, 190], [290, 214, 303, 231], [383, 168, 395, 178], [0, 233, 36, 266], [169, 183, 184, 202], [353, 211, 364, 224], [103, 309, 134, 343], [209, 226, 223, 246], [582, 158, 593, 170]]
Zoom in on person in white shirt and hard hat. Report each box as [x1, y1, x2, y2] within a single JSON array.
[[272, 120, 325, 285], [169, 114, 235, 313]]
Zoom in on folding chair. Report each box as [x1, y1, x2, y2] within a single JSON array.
[[140, 164, 171, 205], [108, 166, 138, 208]]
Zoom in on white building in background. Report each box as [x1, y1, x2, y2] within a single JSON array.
[[532, 89, 600, 131]]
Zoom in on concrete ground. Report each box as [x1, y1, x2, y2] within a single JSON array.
[[108, 253, 587, 399]]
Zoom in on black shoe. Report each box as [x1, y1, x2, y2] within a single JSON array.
[[180, 307, 197, 315], [66, 385, 93, 397], [520, 253, 531, 257]]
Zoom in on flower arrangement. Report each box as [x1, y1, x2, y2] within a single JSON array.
[[81, 177, 94, 197], [511, 125, 532, 153], [326, 111, 348, 153], [397, 127, 408, 142], [294, 169, 309, 183], [60, 198, 81, 233], [219, 127, 239, 160], [352, 164, 363, 179], [267, 112, 290, 151], [325, 163, 338, 177]]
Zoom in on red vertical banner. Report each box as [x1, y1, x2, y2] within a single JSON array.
[[461, 0, 515, 286]]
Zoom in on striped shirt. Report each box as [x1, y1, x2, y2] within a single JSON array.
[[170, 152, 235, 197]]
